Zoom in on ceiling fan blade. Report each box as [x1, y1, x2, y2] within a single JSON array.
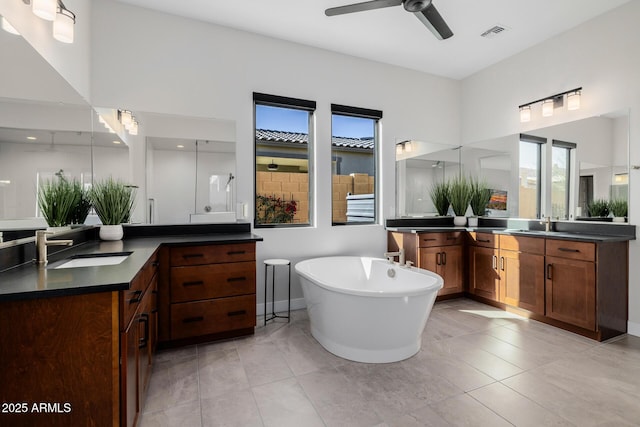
[[413, 3, 453, 40], [325, 0, 403, 17]]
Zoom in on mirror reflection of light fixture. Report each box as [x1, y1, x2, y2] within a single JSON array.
[[518, 87, 582, 123], [267, 160, 279, 171], [395, 140, 413, 155], [118, 109, 140, 135]]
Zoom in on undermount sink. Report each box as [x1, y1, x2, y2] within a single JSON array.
[[503, 229, 549, 234], [52, 252, 133, 269]]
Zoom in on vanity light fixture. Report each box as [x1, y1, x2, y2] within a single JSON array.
[[1, 16, 20, 35], [395, 140, 413, 155], [518, 87, 582, 123], [118, 109, 140, 136], [22, 0, 76, 43]]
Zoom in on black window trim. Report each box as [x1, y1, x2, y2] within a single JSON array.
[[519, 134, 546, 219]]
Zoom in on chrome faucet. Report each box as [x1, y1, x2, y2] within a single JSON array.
[[36, 230, 73, 265], [384, 248, 405, 265], [541, 216, 553, 232]]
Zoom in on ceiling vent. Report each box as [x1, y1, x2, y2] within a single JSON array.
[[481, 25, 509, 38]]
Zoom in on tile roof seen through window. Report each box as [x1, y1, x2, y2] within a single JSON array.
[[256, 129, 374, 149]]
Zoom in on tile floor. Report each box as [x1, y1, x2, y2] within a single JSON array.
[[140, 298, 640, 426]]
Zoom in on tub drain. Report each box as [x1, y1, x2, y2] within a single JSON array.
[[387, 268, 396, 278]]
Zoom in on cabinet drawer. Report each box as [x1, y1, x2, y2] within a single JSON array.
[[170, 243, 255, 266], [418, 232, 463, 247], [500, 235, 544, 255], [468, 232, 497, 248], [170, 295, 256, 340], [546, 239, 595, 262], [170, 262, 256, 303]]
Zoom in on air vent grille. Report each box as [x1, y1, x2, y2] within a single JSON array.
[[481, 25, 509, 38]]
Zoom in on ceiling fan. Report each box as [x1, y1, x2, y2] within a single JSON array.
[[325, 0, 453, 40]]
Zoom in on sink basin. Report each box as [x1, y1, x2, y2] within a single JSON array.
[[52, 252, 132, 269], [503, 229, 548, 235]]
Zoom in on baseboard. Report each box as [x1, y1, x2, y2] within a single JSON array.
[[257, 297, 306, 316], [627, 320, 640, 337]]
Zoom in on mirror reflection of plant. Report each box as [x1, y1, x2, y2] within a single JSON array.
[[470, 177, 492, 217], [67, 180, 91, 225], [609, 199, 628, 217], [587, 199, 609, 217], [37, 175, 80, 227], [429, 181, 450, 216], [89, 178, 136, 225], [448, 175, 473, 216], [256, 195, 297, 224]]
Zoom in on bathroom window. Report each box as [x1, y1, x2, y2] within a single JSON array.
[[331, 104, 382, 225], [551, 140, 576, 220], [254, 92, 315, 227], [519, 134, 545, 219]]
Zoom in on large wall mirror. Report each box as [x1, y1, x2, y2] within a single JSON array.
[[460, 110, 630, 222], [0, 19, 99, 243], [143, 112, 236, 225], [395, 140, 461, 217]]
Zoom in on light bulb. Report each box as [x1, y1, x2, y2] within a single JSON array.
[[567, 91, 581, 111], [520, 106, 531, 123], [32, 0, 57, 21], [542, 99, 554, 117], [53, 7, 75, 43]]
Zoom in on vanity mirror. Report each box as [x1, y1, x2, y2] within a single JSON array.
[[143, 113, 236, 225], [0, 22, 96, 243], [460, 109, 630, 222], [395, 140, 461, 217]]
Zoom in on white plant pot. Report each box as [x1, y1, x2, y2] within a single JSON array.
[[453, 216, 467, 226], [612, 217, 625, 223], [99, 224, 124, 241], [467, 217, 479, 227]]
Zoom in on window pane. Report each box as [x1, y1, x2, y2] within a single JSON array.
[[519, 140, 540, 218], [331, 114, 376, 225], [552, 145, 570, 219], [255, 103, 312, 226]]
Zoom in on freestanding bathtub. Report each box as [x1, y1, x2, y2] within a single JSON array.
[[295, 256, 443, 363]]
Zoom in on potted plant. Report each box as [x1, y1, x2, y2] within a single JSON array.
[[89, 177, 136, 240], [37, 175, 79, 229], [67, 180, 92, 225], [428, 181, 450, 216], [587, 199, 610, 220], [447, 176, 473, 226], [469, 178, 492, 227], [609, 199, 628, 222]]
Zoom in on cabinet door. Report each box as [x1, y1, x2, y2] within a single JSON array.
[[418, 247, 440, 273], [440, 245, 464, 295], [121, 318, 139, 427], [468, 245, 499, 300], [545, 256, 596, 330], [500, 250, 544, 315]]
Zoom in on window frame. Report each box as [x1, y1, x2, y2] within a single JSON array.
[[519, 133, 546, 219], [551, 139, 576, 220], [253, 92, 315, 228], [330, 103, 382, 226]]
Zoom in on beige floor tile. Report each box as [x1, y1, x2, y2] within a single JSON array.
[[144, 356, 200, 414], [404, 351, 496, 392], [252, 377, 324, 427], [198, 348, 250, 400], [139, 400, 202, 427], [468, 382, 573, 426], [200, 389, 263, 427], [154, 344, 198, 364], [433, 340, 523, 381], [237, 340, 294, 386], [430, 394, 512, 427], [273, 330, 345, 376]]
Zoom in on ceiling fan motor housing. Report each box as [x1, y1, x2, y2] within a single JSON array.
[[403, 0, 432, 12]]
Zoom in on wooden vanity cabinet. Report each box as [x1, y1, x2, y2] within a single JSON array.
[[499, 235, 545, 315], [388, 231, 464, 297], [467, 232, 499, 300], [160, 242, 257, 344]]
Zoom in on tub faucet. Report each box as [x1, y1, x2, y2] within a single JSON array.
[[36, 230, 73, 265], [384, 248, 405, 265]]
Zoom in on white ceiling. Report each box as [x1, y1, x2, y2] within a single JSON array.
[[115, 0, 629, 79]]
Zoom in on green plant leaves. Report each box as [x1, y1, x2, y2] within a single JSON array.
[[89, 178, 136, 225]]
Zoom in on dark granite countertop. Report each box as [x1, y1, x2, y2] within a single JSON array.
[[385, 226, 634, 242], [0, 233, 263, 302]]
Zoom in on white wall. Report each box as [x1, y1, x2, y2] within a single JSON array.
[[90, 0, 461, 305], [461, 1, 640, 334]]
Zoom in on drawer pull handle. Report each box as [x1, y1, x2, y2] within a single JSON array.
[[492, 255, 497, 270], [139, 313, 149, 349], [227, 276, 247, 283], [547, 264, 553, 280], [478, 239, 491, 243], [152, 261, 159, 267], [446, 236, 457, 240], [441, 251, 447, 265], [183, 280, 204, 287], [183, 316, 204, 323], [227, 310, 246, 317], [558, 248, 580, 253], [227, 250, 246, 255], [422, 238, 437, 241], [183, 254, 204, 259], [129, 290, 142, 304], [500, 257, 504, 271], [436, 252, 441, 265]]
